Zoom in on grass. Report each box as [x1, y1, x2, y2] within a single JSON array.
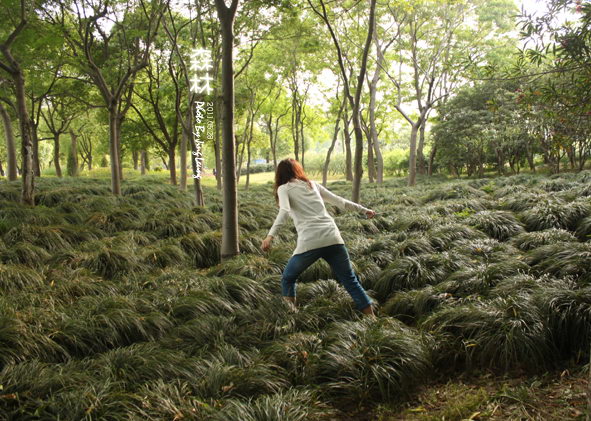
[[1, 169, 590, 419]]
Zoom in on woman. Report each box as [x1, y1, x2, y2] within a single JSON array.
[[261, 158, 376, 316]]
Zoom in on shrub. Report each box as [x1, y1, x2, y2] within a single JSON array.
[[207, 254, 282, 279], [51, 295, 172, 357], [215, 388, 332, 421], [533, 286, 591, 359], [423, 184, 486, 202], [0, 311, 25, 369], [382, 286, 455, 324], [263, 332, 324, 385], [142, 209, 212, 238], [178, 231, 221, 268], [527, 242, 591, 283], [576, 216, 591, 241], [421, 294, 555, 372], [374, 254, 449, 301], [0, 241, 51, 267], [520, 197, 589, 231], [4, 224, 72, 251], [0, 264, 44, 292], [294, 279, 359, 331], [466, 210, 524, 241], [512, 228, 577, 251], [427, 223, 486, 251], [140, 238, 188, 268], [499, 191, 546, 212], [452, 238, 518, 262], [315, 317, 431, 402], [51, 237, 143, 280]]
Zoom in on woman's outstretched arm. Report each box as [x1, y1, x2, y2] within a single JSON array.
[[315, 181, 371, 213], [267, 185, 291, 238]]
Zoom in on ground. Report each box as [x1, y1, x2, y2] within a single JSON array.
[[328, 366, 589, 420]]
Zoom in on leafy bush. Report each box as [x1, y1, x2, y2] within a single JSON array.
[[315, 317, 432, 402], [421, 294, 555, 372], [466, 210, 524, 240], [520, 197, 589, 231], [216, 388, 332, 421], [527, 242, 591, 283], [374, 254, 449, 300], [533, 286, 591, 359], [512, 228, 577, 251]]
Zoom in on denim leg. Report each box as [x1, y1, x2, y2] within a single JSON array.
[[322, 244, 372, 311], [281, 248, 323, 297]]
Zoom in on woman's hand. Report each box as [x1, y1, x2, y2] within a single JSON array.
[[261, 235, 273, 252], [365, 209, 376, 219]]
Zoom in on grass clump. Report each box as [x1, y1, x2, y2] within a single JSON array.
[[421, 294, 555, 372], [315, 317, 432, 402]]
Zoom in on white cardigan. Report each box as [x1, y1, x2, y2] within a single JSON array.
[[267, 179, 371, 256]]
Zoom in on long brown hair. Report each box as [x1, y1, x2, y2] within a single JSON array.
[[273, 158, 312, 205]]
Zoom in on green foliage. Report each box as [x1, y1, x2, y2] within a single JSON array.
[[1, 171, 590, 418], [527, 242, 591, 283], [315, 317, 432, 402], [520, 197, 590, 231], [466, 210, 525, 240], [422, 294, 555, 372], [512, 228, 577, 251]]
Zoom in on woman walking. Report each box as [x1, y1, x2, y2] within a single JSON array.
[[261, 158, 376, 316]]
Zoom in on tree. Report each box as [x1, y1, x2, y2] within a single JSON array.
[[0, 80, 18, 180], [0, 0, 35, 204], [380, 0, 517, 185], [214, 0, 240, 260], [45, 0, 167, 195], [307, 0, 377, 202]]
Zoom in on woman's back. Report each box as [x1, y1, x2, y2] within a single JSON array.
[[268, 178, 370, 256]]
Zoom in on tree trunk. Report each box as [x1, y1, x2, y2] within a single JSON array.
[[343, 110, 353, 181], [245, 137, 251, 190], [245, 102, 257, 190], [527, 148, 536, 172], [323, 94, 346, 187], [116, 114, 124, 182], [132, 149, 139, 170], [417, 122, 426, 175], [300, 118, 305, 170], [408, 122, 419, 186], [108, 107, 122, 195], [266, 116, 276, 171], [168, 147, 177, 185], [69, 129, 79, 177], [367, 126, 374, 183], [349, 0, 376, 202], [215, 0, 240, 260], [236, 132, 246, 184], [368, 30, 384, 184], [140, 150, 147, 175], [0, 102, 18, 181], [32, 124, 40, 177], [292, 94, 300, 162], [54, 134, 62, 177], [180, 123, 187, 191], [14, 71, 35, 204]]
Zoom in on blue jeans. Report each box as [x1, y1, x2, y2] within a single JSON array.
[[281, 243, 373, 311]]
